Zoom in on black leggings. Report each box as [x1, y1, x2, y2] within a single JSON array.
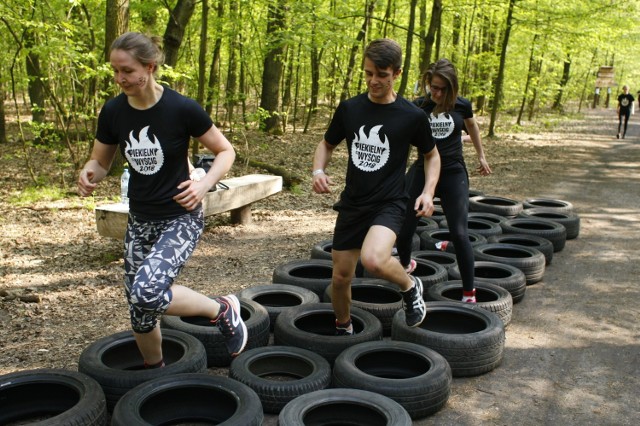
[[618, 109, 631, 136], [397, 160, 475, 291]]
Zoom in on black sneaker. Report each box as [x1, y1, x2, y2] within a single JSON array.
[[402, 276, 426, 327], [335, 319, 354, 336], [213, 295, 248, 357]]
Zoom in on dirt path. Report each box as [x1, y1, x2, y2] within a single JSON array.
[[408, 109, 640, 425]]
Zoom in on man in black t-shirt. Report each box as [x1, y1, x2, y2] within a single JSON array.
[[312, 38, 441, 334], [617, 85, 634, 139]]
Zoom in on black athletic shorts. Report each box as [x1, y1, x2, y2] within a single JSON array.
[[332, 199, 406, 251]]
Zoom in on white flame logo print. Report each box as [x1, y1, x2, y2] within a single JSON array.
[[124, 126, 164, 175], [429, 112, 454, 139], [351, 125, 390, 172]]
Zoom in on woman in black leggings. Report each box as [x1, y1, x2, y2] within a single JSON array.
[[397, 59, 491, 303]]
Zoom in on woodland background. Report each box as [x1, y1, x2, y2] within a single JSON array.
[[1, 0, 640, 193]]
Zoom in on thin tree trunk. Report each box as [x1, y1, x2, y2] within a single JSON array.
[[488, 0, 516, 138], [205, 0, 224, 116], [259, 0, 288, 134], [225, 0, 240, 126], [163, 0, 197, 69], [552, 54, 571, 111], [398, 0, 418, 97], [420, 0, 441, 75], [24, 27, 45, 124], [340, 0, 376, 102], [517, 34, 538, 126]]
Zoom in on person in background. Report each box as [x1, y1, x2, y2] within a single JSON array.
[[617, 85, 634, 139], [77, 32, 247, 368], [396, 58, 492, 303], [312, 38, 440, 335]]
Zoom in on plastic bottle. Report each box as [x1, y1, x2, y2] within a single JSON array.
[[120, 165, 130, 205]]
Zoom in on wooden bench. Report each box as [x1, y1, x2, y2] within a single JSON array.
[[95, 174, 283, 239]]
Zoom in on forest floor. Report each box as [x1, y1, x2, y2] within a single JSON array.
[[0, 107, 639, 425]]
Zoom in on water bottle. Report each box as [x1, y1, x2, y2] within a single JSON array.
[[120, 165, 130, 205]]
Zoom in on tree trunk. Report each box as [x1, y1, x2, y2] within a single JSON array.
[[0, 86, 6, 144], [163, 0, 197, 69], [226, 0, 240, 126], [398, 0, 418, 97], [451, 12, 462, 65], [488, 0, 516, 138], [420, 0, 442, 74], [517, 34, 538, 126], [205, 0, 224, 116], [552, 54, 571, 111], [105, 0, 129, 62], [259, 0, 288, 134], [339, 0, 376, 102], [24, 27, 45, 124]]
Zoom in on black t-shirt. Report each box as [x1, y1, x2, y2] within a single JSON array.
[[96, 86, 213, 219], [414, 96, 473, 169], [324, 93, 435, 208], [618, 93, 634, 112]]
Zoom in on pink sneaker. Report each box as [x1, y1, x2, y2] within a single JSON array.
[[462, 289, 476, 303], [404, 258, 417, 274]]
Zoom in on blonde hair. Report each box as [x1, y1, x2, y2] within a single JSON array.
[[421, 58, 459, 113], [110, 32, 165, 77]]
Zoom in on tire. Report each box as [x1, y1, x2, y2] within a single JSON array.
[[473, 243, 546, 285], [228, 345, 332, 414], [161, 297, 270, 367], [419, 229, 487, 252], [332, 340, 452, 419], [468, 188, 485, 198], [323, 278, 403, 336], [469, 195, 523, 217], [468, 211, 508, 225], [238, 283, 320, 331], [273, 302, 383, 364], [272, 259, 333, 297], [501, 217, 567, 252], [77, 329, 207, 411], [0, 368, 107, 425], [309, 239, 332, 260], [415, 216, 440, 236], [440, 217, 503, 238], [111, 373, 263, 425], [488, 233, 554, 265], [448, 261, 527, 304], [523, 197, 574, 213], [278, 388, 412, 426], [412, 250, 458, 273], [412, 258, 449, 289], [426, 280, 513, 327], [391, 302, 505, 377], [518, 207, 581, 239]]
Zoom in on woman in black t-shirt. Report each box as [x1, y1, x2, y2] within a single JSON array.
[[397, 59, 492, 303], [77, 32, 247, 368]]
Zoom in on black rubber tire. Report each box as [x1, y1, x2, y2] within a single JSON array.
[[500, 217, 567, 252], [488, 233, 554, 265], [309, 239, 333, 260], [110, 373, 263, 425], [228, 345, 332, 414], [412, 250, 458, 272], [323, 278, 403, 336], [469, 195, 523, 217], [468, 211, 508, 225], [425, 280, 513, 327], [0, 368, 107, 425], [238, 283, 320, 331], [391, 302, 505, 377], [468, 188, 485, 198], [332, 340, 452, 419], [77, 329, 207, 411], [518, 207, 581, 239], [419, 229, 487, 252], [473, 243, 546, 285], [448, 260, 527, 304], [273, 302, 383, 364], [278, 388, 412, 425], [412, 258, 449, 289], [272, 259, 333, 297], [161, 297, 270, 367], [415, 216, 440, 235], [439, 217, 503, 238], [523, 197, 574, 213]]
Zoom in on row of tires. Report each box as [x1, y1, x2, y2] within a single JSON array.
[[1, 195, 578, 424]]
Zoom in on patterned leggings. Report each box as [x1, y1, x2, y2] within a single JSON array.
[[123, 209, 204, 333]]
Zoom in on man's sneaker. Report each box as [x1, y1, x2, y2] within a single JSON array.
[[404, 258, 417, 274], [335, 319, 353, 336], [213, 295, 248, 357], [462, 289, 477, 303], [401, 276, 426, 327]]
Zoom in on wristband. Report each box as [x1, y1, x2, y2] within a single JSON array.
[[312, 169, 325, 176]]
